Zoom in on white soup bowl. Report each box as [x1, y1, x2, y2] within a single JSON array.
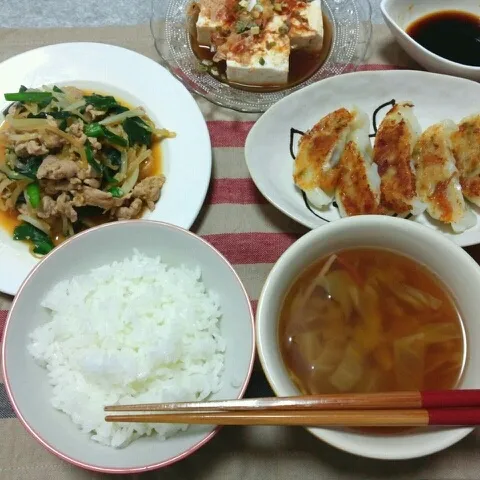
[[257, 216, 479, 460]]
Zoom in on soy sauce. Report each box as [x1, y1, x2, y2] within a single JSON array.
[[406, 10, 480, 67]]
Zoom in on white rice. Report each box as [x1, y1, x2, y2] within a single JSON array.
[[28, 250, 226, 448]]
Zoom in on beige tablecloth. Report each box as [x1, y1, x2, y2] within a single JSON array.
[[1, 23, 480, 480]]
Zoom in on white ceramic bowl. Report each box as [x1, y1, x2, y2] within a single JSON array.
[[381, 0, 480, 81], [256, 216, 479, 460], [2, 221, 255, 473]]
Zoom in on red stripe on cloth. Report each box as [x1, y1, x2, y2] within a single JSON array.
[[357, 64, 410, 71], [202, 232, 301, 264], [207, 121, 256, 148], [206, 67, 413, 147], [207, 178, 266, 204], [0, 310, 7, 341]]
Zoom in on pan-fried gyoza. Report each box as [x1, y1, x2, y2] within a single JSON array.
[[293, 102, 480, 233]]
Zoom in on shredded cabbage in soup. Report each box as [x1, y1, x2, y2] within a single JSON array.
[[279, 248, 465, 395]]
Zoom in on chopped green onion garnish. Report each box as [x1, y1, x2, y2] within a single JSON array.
[[25, 182, 41, 209], [85, 143, 103, 175], [13, 222, 54, 255], [84, 123, 128, 147], [84, 123, 104, 138], [102, 127, 128, 147], [108, 186, 124, 198], [236, 20, 249, 34], [4, 92, 53, 103]]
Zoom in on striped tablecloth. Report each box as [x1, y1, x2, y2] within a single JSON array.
[[1, 22, 480, 480]]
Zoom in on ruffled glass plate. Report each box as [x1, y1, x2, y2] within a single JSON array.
[[151, 0, 372, 113]]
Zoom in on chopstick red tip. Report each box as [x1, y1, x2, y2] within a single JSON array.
[[421, 390, 480, 409], [428, 408, 480, 426]]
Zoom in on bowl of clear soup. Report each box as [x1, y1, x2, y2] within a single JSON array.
[[256, 215, 480, 459]]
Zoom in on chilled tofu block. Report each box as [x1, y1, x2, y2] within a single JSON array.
[[196, 15, 221, 46], [226, 32, 290, 86], [289, 0, 324, 51], [195, 0, 225, 46], [194, 0, 324, 86]]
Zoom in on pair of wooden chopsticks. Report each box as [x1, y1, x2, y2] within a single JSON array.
[[104, 390, 480, 427]]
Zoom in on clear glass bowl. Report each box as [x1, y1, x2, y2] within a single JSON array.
[[151, 0, 372, 113]]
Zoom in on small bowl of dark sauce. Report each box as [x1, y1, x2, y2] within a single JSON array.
[[407, 10, 480, 67], [381, 0, 480, 81]]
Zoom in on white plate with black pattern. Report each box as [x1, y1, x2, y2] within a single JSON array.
[[245, 70, 480, 247], [0, 43, 211, 295]]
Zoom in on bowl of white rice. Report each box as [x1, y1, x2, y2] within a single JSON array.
[[2, 220, 255, 473]]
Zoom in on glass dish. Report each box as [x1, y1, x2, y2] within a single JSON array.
[[151, 0, 372, 113]]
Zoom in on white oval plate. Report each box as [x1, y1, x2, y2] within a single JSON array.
[[245, 70, 480, 247], [0, 43, 211, 296]]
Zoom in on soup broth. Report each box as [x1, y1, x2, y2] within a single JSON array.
[[279, 248, 465, 395]]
